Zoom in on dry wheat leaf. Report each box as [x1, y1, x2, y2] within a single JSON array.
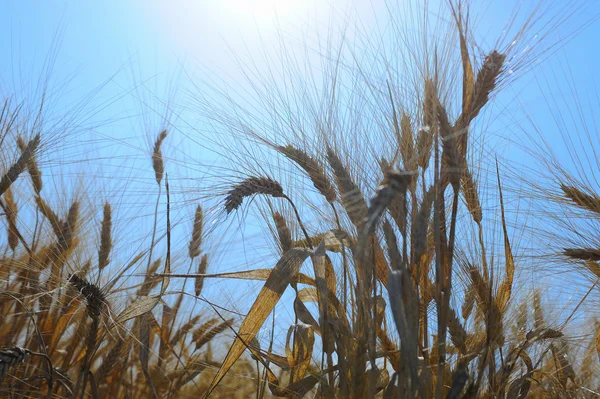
[[298, 287, 319, 303], [204, 247, 313, 397], [114, 295, 160, 326], [496, 160, 515, 313], [180, 268, 317, 287]]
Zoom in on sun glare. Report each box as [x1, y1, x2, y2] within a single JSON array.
[[219, 0, 303, 21]]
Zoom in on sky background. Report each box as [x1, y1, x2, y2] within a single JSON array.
[[2, 0, 600, 357]]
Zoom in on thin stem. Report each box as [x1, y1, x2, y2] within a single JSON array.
[[283, 194, 312, 248], [146, 184, 163, 270]]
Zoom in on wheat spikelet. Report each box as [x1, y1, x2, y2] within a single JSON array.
[[563, 248, 600, 262], [273, 211, 292, 253], [3, 187, 18, 251], [188, 205, 203, 259], [279, 144, 336, 203], [224, 176, 285, 214], [195, 254, 209, 297], [16, 136, 42, 193], [326, 147, 367, 229], [152, 130, 167, 185], [560, 184, 600, 215], [0, 134, 40, 197], [98, 202, 112, 271]]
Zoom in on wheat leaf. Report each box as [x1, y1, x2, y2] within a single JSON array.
[[114, 295, 160, 326], [204, 247, 313, 397]]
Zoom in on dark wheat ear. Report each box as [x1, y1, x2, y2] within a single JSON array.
[[279, 144, 336, 203], [0, 346, 31, 382], [224, 176, 285, 214], [68, 274, 105, 318], [98, 202, 112, 271]]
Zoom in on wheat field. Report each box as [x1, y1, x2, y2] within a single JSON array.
[[1, 1, 600, 398]]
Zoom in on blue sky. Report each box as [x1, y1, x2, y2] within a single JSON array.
[[2, 0, 600, 350]]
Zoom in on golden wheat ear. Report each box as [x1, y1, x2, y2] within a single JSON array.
[[278, 144, 336, 203]]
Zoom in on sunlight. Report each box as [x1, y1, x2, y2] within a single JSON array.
[[218, 0, 304, 21]]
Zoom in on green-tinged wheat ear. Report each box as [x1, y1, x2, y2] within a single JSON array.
[[224, 176, 285, 213], [560, 184, 600, 215], [17, 136, 42, 193], [98, 202, 112, 271], [326, 147, 368, 229], [279, 144, 336, 203], [273, 211, 292, 253], [563, 248, 600, 262], [4, 187, 18, 251], [188, 204, 203, 259], [152, 130, 167, 185], [195, 254, 209, 297], [0, 134, 40, 197]]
